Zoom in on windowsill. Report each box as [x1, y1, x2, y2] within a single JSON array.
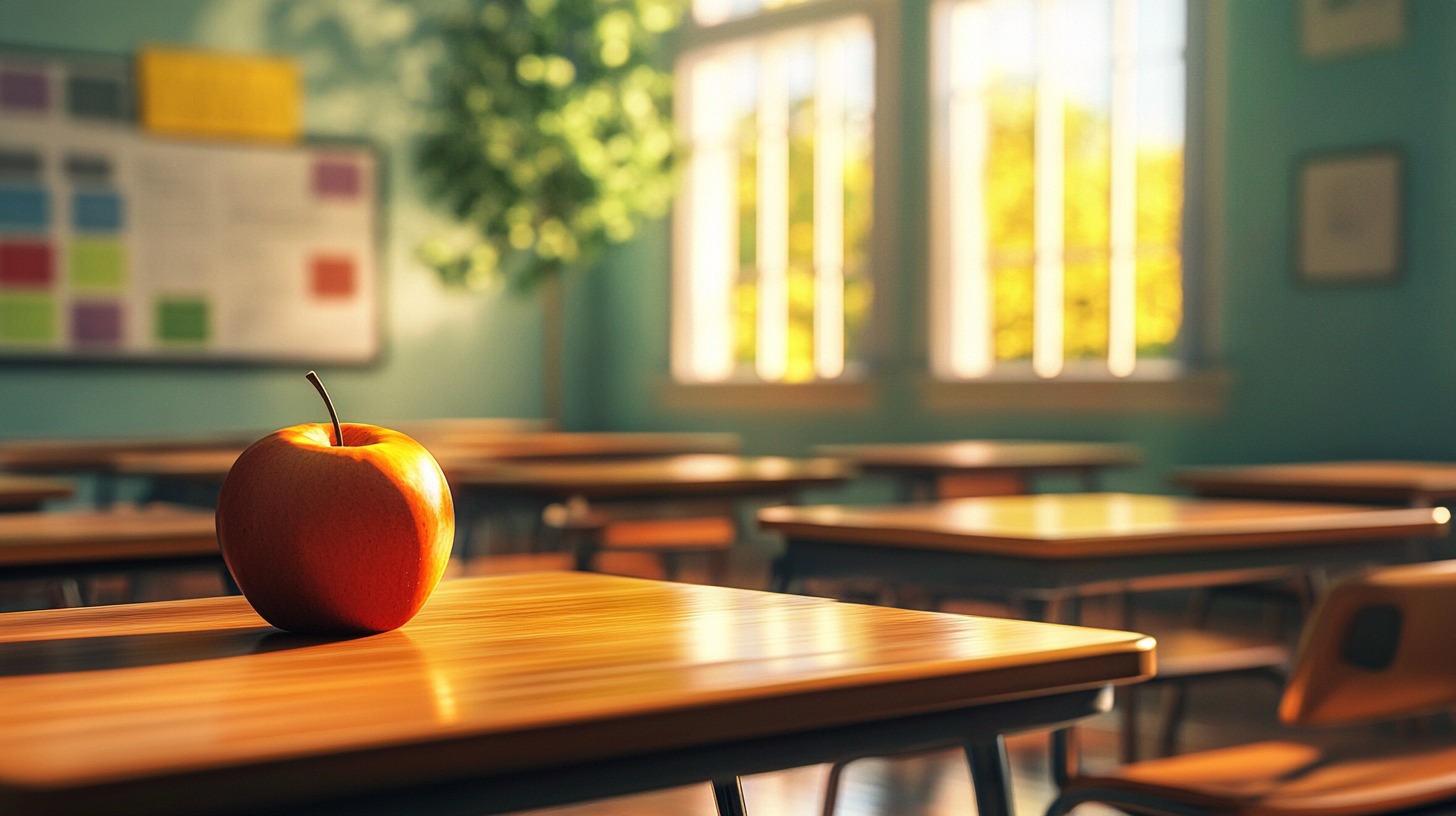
[[921, 368, 1231, 415], [655, 368, 1231, 416]]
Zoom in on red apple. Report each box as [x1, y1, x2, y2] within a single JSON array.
[[215, 373, 454, 635]]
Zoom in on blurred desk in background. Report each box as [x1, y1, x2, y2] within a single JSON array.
[[449, 454, 853, 580], [102, 431, 746, 511], [1173, 460, 1456, 508], [761, 492, 1450, 621], [0, 504, 222, 607], [0, 474, 75, 512], [816, 440, 1142, 501]]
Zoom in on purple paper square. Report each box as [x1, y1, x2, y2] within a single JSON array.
[[0, 70, 50, 111], [313, 159, 361, 198], [71, 300, 122, 346]]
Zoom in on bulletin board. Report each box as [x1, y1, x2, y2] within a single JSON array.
[[0, 46, 380, 364]]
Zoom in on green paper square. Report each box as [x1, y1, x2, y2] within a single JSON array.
[[70, 238, 126, 290], [0, 295, 58, 344], [156, 297, 210, 344]]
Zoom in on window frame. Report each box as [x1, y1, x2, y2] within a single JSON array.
[[668, 0, 899, 390], [661, 0, 1224, 415]]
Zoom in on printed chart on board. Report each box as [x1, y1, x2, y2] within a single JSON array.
[[0, 48, 379, 363]]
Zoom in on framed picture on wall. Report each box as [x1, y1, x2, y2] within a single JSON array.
[[1302, 0, 1405, 59], [1296, 149, 1403, 285]]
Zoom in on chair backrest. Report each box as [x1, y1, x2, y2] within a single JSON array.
[[1279, 559, 1456, 727]]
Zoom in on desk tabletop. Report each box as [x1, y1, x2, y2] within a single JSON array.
[[1173, 460, 1456, 505], [430, 430, 742, 460], [0, 434, 258, 474], [816, 440, 1142, 471], [104, 433, 746, 484], [0, 571, 1152, 815], [0, 474, 74, 510], [758, 492, 1450, 559], [0, 505, 218, 568], [447, 453, 853, 498]]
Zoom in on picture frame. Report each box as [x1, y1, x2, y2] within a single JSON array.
[[1302, 0, 1405, 59], [1295, 149, 1403, 285]]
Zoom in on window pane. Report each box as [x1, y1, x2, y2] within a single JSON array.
[[932, 0, 1185, 379], [675, 17, 874, 383]]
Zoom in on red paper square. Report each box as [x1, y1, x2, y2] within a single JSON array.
[[311, 255, 355, 298], [0, 241, 54, 288]]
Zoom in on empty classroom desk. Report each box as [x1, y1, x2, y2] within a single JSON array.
[[1173, 460, 1456, 508], [0, 504, 222, 606], [0, 571, 1153, 816], [817, 440, 1142, 500], [0, 474, 74, 512], [104, 431, 745, 507], [0, 434, 256, 506], [449, 453, 853, 575], [760, 493, 1449, 622]]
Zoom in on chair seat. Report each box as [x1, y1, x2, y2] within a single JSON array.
[[1056, 737, 1456, 816], [1151, 628, 1290, 679]]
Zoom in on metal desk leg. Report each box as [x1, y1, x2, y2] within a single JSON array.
[[965, 736, 1014, 816], [712, 777, 748, 816]]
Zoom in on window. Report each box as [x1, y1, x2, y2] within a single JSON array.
[[671, 1, 875, 384], [929, 0, 1187, 380]]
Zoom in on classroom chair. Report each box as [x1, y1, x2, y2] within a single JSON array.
[[1046, 559, 1456, 816], [1115, 581, 1301, 761]]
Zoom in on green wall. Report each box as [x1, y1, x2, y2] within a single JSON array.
[[5, 0, 1456, 498], [0, 0, 551, 438]]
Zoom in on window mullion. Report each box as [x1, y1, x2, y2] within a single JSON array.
[[756, 44, 791, 382], [1033, 0, 1065, 379], [1108, 0, 1138, 377], [813, 32, 846, 379]]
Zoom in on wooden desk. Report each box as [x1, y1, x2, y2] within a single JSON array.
[[0, 434, 255, 507], [761, 493, 1450, 622], [0, 474, 74, 512], [449, 454, 853, 570], [1173, 460, 1456, 508], [104, 432, 744, 507], [0, 572, 1153, 816], [817, 440, 1142, 500], [0, 505, 223, 606], [0, 434, 256, 474], [428, 430, 741, 461]]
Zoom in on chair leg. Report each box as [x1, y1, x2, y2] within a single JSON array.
[[1118, 684, 1140, 764], [1156, 682, 1190, 758]]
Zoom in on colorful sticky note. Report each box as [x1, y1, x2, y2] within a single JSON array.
[[0, 68, 48, 111], [0, 295, 57, 343], [155, 297, 210, 344], [310, 255, 356, 298], [0, 241, 54, 288], [137, 46, 301, 143], [72, 191, 124, 231], [71, 300, 124, 346], [70, 238, 125, 289], [313, 159, 361, 199], [0, 186, 49, 231]]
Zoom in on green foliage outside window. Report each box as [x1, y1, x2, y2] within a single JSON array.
[[984, 84, 1183, 363], [415, 0, 685, 293]]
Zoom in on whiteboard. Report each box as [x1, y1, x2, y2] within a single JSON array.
[[0, 48, 379, 364]]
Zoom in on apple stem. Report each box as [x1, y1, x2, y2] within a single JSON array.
[[305, 371, 345, 447]]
